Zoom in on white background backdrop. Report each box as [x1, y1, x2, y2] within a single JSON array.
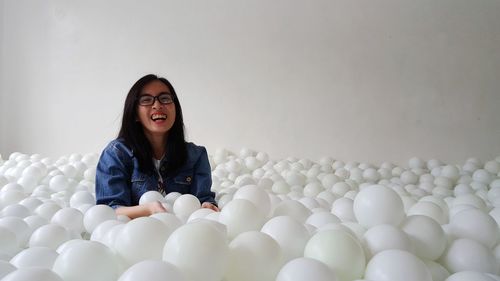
[[1, 0, 499, 165]]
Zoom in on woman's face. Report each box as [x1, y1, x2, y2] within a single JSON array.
[[136, 80, 176, 139]]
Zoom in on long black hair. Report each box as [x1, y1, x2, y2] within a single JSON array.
[[118, 74, 187, 173]]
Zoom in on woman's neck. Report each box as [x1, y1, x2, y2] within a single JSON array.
[[145, 133, 167, 160]]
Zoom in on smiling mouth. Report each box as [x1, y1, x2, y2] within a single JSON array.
[[151, 113, 167, 121]]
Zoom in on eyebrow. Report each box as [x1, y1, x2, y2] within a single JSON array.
[[140, 91, 171, 96]]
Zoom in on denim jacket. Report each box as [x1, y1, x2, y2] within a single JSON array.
[[95, 138, 217, 208]]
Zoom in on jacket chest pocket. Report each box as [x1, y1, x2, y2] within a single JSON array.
[[167, 170, 194, 194], [130, 171, 149, 198]]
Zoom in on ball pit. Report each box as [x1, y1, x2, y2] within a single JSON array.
[[0, 150, 499, 280]]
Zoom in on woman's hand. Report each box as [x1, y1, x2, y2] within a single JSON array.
[[116, 201, 167, 219], [201, 202, 219, 212], [147, 201, 168, 214]]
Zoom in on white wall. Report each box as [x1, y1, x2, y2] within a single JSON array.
[[1, 0, 500, 165]]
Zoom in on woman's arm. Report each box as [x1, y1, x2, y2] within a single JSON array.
[[190, 146, 219, 210], [201, 202, 219, 211], [95, 142, 133, 208]]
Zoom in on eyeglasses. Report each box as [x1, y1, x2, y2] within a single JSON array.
[[137, 93, 174, 106]]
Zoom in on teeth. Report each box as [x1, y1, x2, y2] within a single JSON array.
[[151, 114, 167, 121]]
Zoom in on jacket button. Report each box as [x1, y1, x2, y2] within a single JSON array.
[[186, 176, 192, 182]]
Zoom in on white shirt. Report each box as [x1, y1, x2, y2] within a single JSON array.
[[153, 158, 166, 196]]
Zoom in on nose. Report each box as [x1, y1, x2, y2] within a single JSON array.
[[152, 97, 163, 109]]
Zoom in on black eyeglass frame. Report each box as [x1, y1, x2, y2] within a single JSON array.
[[137, 93, 175, 106]]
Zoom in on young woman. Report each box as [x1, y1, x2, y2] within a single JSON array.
[[95, 74, 218, 218]]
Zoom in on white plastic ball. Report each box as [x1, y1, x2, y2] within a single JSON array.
[[365, 249, 432, 281], [0, 216, 31, 247], [378, 168, 392, 180], [285, 171, 306, 186], [407, 201, 447, 224], [276, 257, 337, 281], [0, 189, 26, 206], [50, 207, 84, 234], [150, 212, 183, 230], [353, 185, 405, 228], [117, 260, 185, 281], [441, 165, 460, 181], [261, 215, 310, 261], [83, 168, 96, 182], [115, 216, 171, 266], [0, 226, 20, 257], [16, 176, 38, 192], [489, 208, 500, 226], [173, 194, 201, 219], [362, 168, 380, 183], [28, 223, 70, 250], [303, 182, 325, 197], [34, 202, 62, 221], [69, 190, 95, 208], [450, 208, 499, 248], [163, 221, 228, 281], [139, 190, 166, 205], [258, 177, 274, 190], [409, 157, 426, 169], [48, 175, 69, 192], [234, 175, 256, 186], [304, 229, 365, 281], [473, 169, 493, 185], [331, 197, 356, 222], [256, 152, 269, 163], [484, 160, 500, 174], [306, 166, 321, 179], [272, 181, 291, 194], [453, 194, 487, 211], [1, 204, 31, 218], [445, 271, 497, 281], [53, 240, 119, 281], [272, 200, 311, 223], [298, 197, 320, 210], [321, 174, 340, 189], [454, 183, 473, 197], [59, 164, 77, 178], [423, 259, 450, 281], [440, 238, 498, 274], [187, 208, 215, 222], [10, 246, 58, 269], [224, 231, 282, 281], [401, 171, 419, 184], [486, 273, 500, 281], [363, 224, 413, 259], [426, 159, 443, 170], [305, 212, 340, 228], [233, 185, 271, 217], [219, 199, 265, 239], [99, 223, 125, 249], [244, 157, 262, 170], [335, 168, 350, 179], [83, 204, 116, 233], [0, 260, 16, 279], [488, 184, 500, 200], [19, 197, 43, 211], [400, 215, 447, 260], [90, 219, 123, 244], [2, 268, 63, 281], [75, 203, 93, 214], [225, 160, 242, 174]]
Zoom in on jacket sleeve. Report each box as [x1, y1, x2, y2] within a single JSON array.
[[190, 147, 217, 206], [95, 143, 133, 208]]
